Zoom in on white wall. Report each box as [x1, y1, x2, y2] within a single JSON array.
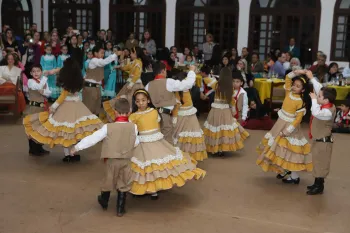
[[237, 0, 251, 54], [100, 0, 109, 29], [32, 0, 41, 32], [165, 0, 176, 48]]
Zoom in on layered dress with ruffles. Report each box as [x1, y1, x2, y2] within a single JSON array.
[[116, 58, 144, 104], [256, 72, 312, 173], [23, 89, 103, 148], [129, 107, 206, 195], [203, 88, 249, 153], [173, 91, 207, 161]]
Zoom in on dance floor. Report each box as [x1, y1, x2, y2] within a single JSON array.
[[0, 116, 349, 233]]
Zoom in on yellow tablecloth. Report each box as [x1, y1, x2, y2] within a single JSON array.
[[327, 86, 350, 100], [254, 78, 285, 104]]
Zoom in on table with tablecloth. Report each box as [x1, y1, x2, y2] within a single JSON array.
[[327, 85, 350, 100], [253, 78, 285, 104]]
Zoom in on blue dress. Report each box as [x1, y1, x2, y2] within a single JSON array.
[[103, 58, 121, 99], [40, 54, 58, 99], [104, 50, 113, 85], [57, 54, 70, 69]]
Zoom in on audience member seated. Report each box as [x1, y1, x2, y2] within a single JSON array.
[[332, 100, 350, 134], [0, 53, 26, 114], [309, 53, 328, 83], [244, 99, 274, 130]]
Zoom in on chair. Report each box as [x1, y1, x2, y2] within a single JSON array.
[[266, 82, 285, 117], [0, 77, 20, 119]]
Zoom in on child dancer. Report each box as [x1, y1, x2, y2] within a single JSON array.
[[82, 46, 117, 115], [232, 72, 249, 125], [307, 70, 337, 195], [203, 68, 249, 156], [256, 70, 312, 183], [172, 72, 207, 161], [24, 64, 51, 156], [71, 98, 139, 216], [129, 89, 206, 199], [332, 99, 350, 134], [116, 47, 144, 104], [200, 65, 217, 106], [40, 45, 58, 99], [24, 58, 103, 162]]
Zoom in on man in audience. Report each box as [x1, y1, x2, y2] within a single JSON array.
[[271, 52, 286, 78], [284, 37, 300, 58]]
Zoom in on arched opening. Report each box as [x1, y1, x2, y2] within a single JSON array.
[[249, 0, 321, 64], [175, 0, 239, 51], [331, 0, 350, 61], [49, 0, 100, 35], [109, 0, 166, 46], [1, 0, 32, 35]]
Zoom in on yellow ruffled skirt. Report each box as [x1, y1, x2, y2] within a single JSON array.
[[203, 106, 249, 153], [23, 101, 103, 148], [130, 137, 206, 195], [256, 118, 312, 173], [173, 109, 208, 161]]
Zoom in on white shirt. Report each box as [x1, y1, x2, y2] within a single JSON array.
[[0, 65, 21, 85], [27, 76, 52, 97], [74, 122, 139, 152], [310, 78, 333, 121], [342, 67, 350, 78], [233, 87, 248, 120], [289, 45, 295, 51], [85, 54, 117, 84], [283, 61, 291, 71], [145, 70, 196, 110]]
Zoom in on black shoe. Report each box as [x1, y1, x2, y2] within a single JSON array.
[[282, 177, 300, 184], [29, 139, 44, 156], [150, 193, 159, 200], [70, 154, 81, 162], [307, 178, 317, 190], [117, 191, 127, 217], [307, 178, 324, 195], [98, 191, 110, 210], [62, 156, 71, 162], [276, 170, 291, 179], [38, 145, 50, 155]]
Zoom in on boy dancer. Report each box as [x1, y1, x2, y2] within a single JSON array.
[[307, 70, 337, 195], [145, 62, 196, 144], [71, 98, 139, 216]]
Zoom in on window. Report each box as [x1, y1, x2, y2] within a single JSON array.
[[49, 0, 100, 35], [249, 0, 320, 64], [110, 0, 165, 46], [175, 0, 239, 51], [1, 0, 32, 35], [331, 0, 350, 61]]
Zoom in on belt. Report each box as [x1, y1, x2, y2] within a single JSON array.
[[157, 107, 172, 115], [84, 82, 100, 88], [315, 136, 333, 143], [29, 101, 45, 108]]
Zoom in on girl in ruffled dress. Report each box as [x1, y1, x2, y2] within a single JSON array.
[[129, 89, 206, 199], [172, 72, 207, 161], [203, 67, 249, 156], [23, 58, 103, 162], [256, 70, 312, 184]]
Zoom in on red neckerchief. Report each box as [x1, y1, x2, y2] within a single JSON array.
[[339, 110, 350, 125], [33, 77, 49, 111], [233, 88, 241, 119], [309, 103, 333, 139], [155, 74, 165, 80], [115, 116, 129, 122]]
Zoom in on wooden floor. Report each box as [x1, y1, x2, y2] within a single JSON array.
[[0, 116, 349, 233]]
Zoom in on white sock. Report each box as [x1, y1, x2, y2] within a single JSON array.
[[63, 147, 70, 156], [291, 171, 299, 179]]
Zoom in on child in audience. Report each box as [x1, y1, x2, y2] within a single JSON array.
[[332, 100, 350, 134]]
